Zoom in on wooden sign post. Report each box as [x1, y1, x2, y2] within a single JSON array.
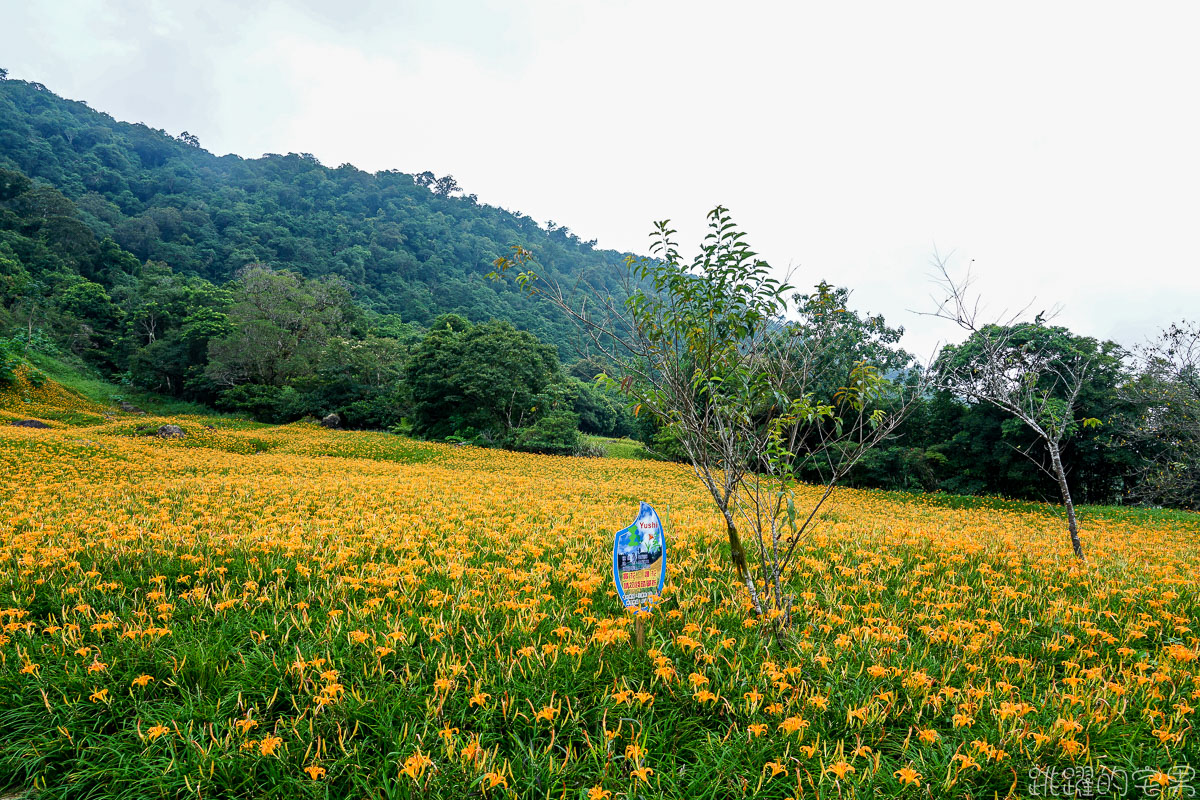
[[613, 502, 666, 650]]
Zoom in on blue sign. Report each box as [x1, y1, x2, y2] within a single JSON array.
[[613, 502, 666, 612]]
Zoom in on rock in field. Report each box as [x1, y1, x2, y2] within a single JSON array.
[[321, 413, 341, 429], [156, 424, 186, 438], [10, 419, 50, 428]]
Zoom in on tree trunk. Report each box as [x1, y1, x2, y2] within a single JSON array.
[[1049, 444, 1084, 559], [724, 516, 764, 615], [726, 518, 749, 578]]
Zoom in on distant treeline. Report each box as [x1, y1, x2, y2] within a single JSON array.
[[0, 71, 1196, 508]]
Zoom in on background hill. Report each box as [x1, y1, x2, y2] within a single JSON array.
[[0, 74, 630, 351], [0, 72, 643, 455]]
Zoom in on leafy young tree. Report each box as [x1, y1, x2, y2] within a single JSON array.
[[495, 207, 916, 623], [929, 262, 1103, 559]]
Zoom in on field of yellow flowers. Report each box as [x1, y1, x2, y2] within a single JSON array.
[[1, 371, 1198, 799]]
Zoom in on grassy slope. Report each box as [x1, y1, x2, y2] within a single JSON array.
[[24, 352, 231, 419], [582, 435, 664, 461]]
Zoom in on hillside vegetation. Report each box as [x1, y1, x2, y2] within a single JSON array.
[[1, 375, 1197, 798], [0, 75, 628, 347], [0, 72, 638, 450]]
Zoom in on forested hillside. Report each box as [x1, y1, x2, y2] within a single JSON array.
[[0, 72, 639, 454], [0, 74, 627, 351]]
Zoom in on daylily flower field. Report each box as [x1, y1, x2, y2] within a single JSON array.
[[1, 372, 1197, 798]]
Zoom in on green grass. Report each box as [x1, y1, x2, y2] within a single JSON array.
[[875, 486, 1200, 529], [583, 435, 664, 461], [26, 351, 234, 420]]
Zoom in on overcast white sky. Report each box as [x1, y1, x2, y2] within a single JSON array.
[[3, 0, 1198, 357]]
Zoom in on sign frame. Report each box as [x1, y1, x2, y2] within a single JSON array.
[[612, 502, 667, 612]]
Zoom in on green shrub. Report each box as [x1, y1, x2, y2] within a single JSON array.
[[509, 409, 581, 456], [216, 384, 315, 423]]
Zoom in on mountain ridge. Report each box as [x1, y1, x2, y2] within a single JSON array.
[[0, 73, 632, 354]]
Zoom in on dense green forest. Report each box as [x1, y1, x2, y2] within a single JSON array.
[[1, 71, 1196, 509], [0, 72, 627, 351]]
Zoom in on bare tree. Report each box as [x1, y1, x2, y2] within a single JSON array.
[[927, 259, 1099, 559], [494, 207, 922, 625]]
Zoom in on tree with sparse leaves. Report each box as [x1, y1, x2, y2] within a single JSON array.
[[928, 260, 1103, 559], [495, 207, 919, 625]]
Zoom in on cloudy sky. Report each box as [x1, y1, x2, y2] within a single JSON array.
[[3, 0, 1198, 357]]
